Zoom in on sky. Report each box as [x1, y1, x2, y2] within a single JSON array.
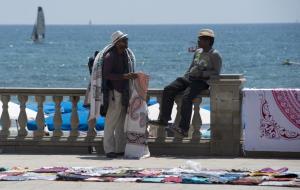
[[0, 0, 299, 25]]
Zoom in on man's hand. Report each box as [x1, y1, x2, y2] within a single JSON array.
[[123, 72, 138, 80]]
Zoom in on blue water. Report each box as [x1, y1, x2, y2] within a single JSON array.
[[0, 24, 299, 89]]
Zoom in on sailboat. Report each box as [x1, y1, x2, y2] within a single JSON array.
[[31, 6, 45, 42]]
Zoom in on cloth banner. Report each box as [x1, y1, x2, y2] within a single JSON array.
[[124, 73, 150, 159], [243, 88, 300, 152]]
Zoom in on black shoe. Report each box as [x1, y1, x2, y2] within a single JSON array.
[[167, 125, 188, 138], [115, 152, 124, 157], [148, 119, 168, 126], [106, 152, 117, 158]]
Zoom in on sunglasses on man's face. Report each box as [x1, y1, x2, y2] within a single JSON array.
[[121, 38, 128, 42], [198, 36, 210, 41]]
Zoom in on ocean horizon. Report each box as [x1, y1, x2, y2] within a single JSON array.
[[0, 23, 299, 89], [1, 22, 298, 25]]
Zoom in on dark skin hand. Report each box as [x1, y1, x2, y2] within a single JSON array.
[[123, 72, 138, 80]]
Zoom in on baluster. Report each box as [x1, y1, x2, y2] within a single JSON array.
[[34, 96, 45, 138], [87, 118, 96, 139], [155, 95, 165, 142], [69, 96, 79, 138], [191, 97, 202, 142], [53, 96, 63, 137], [0, 95, 11, 138], [17, 95, 28, 137], [173, 96, 183, 142]]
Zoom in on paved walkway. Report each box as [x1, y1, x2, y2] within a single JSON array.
[[1, 154, 300, 190]]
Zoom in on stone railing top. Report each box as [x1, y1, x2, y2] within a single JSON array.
[[209, 74, 246, 85], [0, 74, 245, 96], [210, 74, 245, 80], [0, 88, 86, 96], [0, 88, 209, 96]]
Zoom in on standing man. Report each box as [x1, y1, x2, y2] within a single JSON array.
[[150, 29, 222, 137], [102, 31, 138, 158]]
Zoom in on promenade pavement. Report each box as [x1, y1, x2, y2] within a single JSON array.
[[0, 154, 299, 190]]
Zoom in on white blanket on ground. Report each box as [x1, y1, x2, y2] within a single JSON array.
[[242, 88, 300, 152], [124, 73, 150, 159]]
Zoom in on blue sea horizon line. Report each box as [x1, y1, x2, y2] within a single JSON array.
[[0, 22, 299, 27]]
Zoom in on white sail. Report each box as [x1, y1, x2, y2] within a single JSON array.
[[32, 6, 45, 42]]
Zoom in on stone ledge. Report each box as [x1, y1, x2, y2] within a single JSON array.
[[2, 139, 298, 158], [244, 151, 300, 158], [210, 74, 245, 80], [0, 138, 212, 156]]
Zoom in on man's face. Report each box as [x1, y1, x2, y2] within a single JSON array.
[[116, 37, 128, 49], [198, 36, 210, 49]]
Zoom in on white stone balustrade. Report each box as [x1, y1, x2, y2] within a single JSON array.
[[0, 75, 245, 156]]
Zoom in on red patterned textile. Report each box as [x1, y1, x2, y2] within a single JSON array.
[[243, 89, 300, 152]]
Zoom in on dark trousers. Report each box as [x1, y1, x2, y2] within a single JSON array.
[[159, 77, 209, 132]]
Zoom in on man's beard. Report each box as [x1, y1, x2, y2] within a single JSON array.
[[122, 44, 128, 49]]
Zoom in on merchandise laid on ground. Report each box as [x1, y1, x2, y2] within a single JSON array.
[[0, 165, 299, 187]]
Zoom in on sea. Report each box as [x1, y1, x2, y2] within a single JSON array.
[[0, 24, 299, 89]]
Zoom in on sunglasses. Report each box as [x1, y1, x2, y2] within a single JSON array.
[[121, 37, 128, 42]]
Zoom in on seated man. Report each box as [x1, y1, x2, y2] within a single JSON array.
[[150, 29, 222, 137]]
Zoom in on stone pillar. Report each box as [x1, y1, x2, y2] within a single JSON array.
[[34, 96, 45, 138], [173, 96, 183, 142], [87, 119, 97, 139], [18, 95, 28, 137], [208, 75, 245, 156], [191, 97, 202, 142], [0, 95, 11, 138], [69, 96, 80, 138], [53, 96, 63, 138]]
